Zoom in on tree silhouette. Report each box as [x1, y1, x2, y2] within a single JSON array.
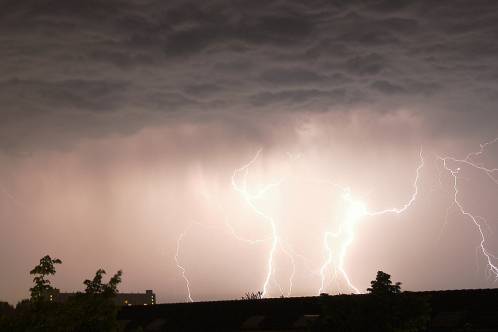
[[84, 269, 106, 294], [242, 291, 263, 300], [55, 268, 124, 330], [84, 269, 123, 297], [367, 271, 401, 295], [0, 255, 124, 332], [0, 302, 14, 328], [29, 255, 62, 302], [103, 270, 123, 297]]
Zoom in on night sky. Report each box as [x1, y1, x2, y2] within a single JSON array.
[[1, 0, 498, 304]]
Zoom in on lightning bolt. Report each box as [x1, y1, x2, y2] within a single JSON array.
[[231, 149, 285, 297], [318, 149, 424, 294], [175, 227, 194, 302], [438, 138, 498, 279], [231, 148, 424, 296], [178, 150, 303, 300], [278, 240, 297, 296], [174, 171, 279, 302], [318, 231, 334, 294], [176, 139, 497, 300]]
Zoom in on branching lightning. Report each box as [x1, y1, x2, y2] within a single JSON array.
[[438, 138, 498, 279], [230, 148, 424, 296], [318, 149, 424, 294], [231, 149, 288, 297], [174, 139, 498, 301]]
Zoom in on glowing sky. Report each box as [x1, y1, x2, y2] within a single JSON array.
[[1, 0, 498, 304]]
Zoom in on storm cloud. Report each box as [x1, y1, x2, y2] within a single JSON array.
[[0, 0, 497, 151], [1, 0, 498, 304]]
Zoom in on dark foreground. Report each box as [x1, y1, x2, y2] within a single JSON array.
[[118, 288, 498, 331]]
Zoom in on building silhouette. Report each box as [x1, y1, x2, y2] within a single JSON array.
[[47, 289, 156, 306]]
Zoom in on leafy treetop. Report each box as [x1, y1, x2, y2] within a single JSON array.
[[29, 255, 62, 302], [84, 269, 123, 297], [367, 271, 402, 295]]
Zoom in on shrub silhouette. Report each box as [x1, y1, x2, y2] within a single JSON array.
[[242, 291, 263, 300]]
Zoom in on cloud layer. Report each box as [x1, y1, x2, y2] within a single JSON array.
[[1, 0, 498, 151]]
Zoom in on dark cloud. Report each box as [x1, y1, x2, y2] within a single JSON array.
[[183, 84, 222, 98], [0, 79, 129, 113], [0, 0, 497, 151], [344, 53, 386, 76], [260, 68, 327, 85], [250, 89, 331, 107], [370, 80, 406, 95]]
